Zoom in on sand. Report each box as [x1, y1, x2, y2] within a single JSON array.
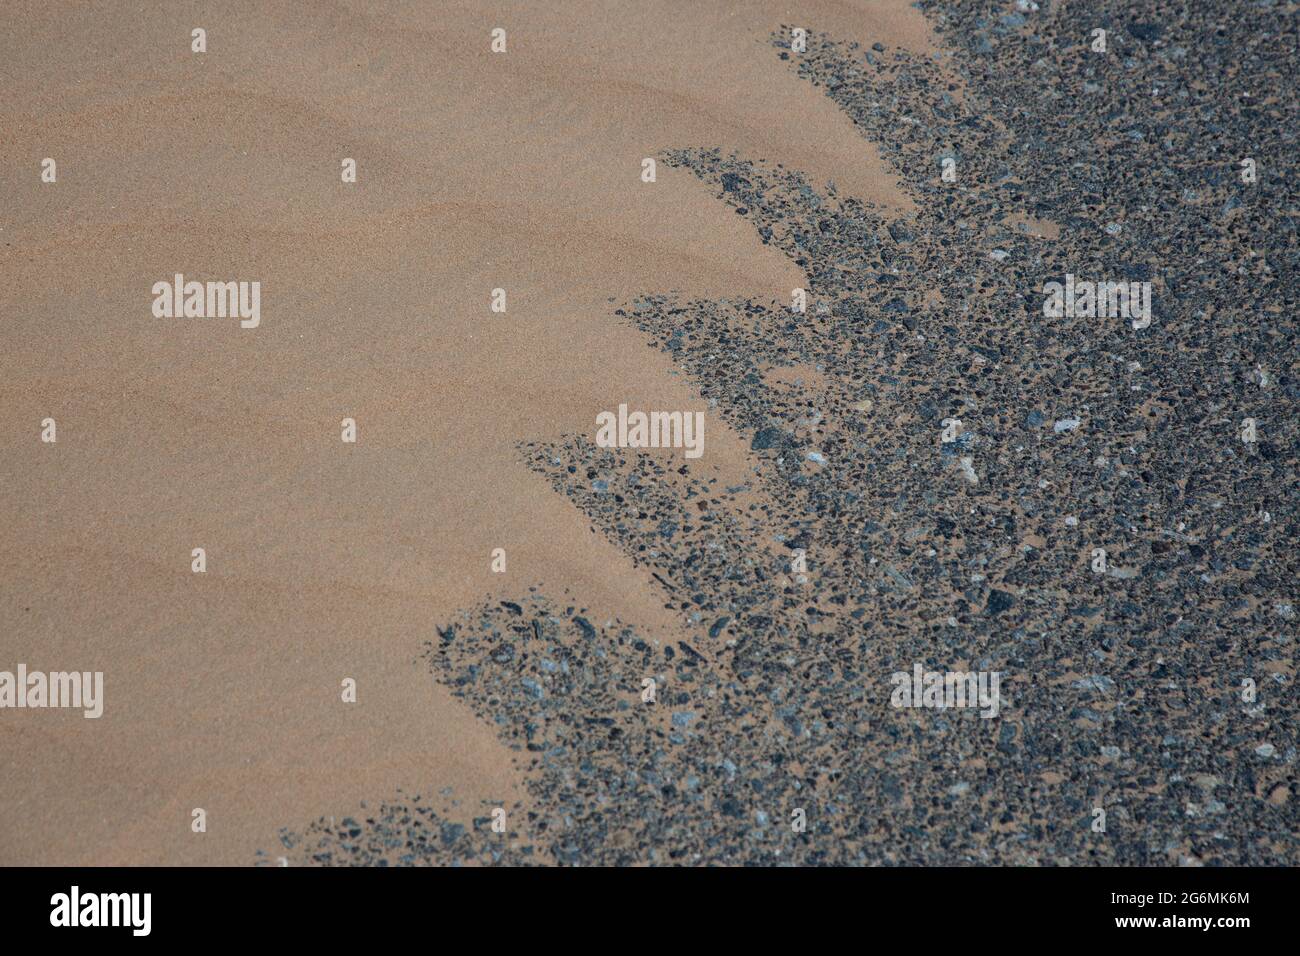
[[0, 1, 931, 865]]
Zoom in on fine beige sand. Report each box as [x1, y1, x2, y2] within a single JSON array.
[[1, 0, 932, 865]]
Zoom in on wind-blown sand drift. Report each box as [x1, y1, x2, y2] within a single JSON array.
[[2, 1, 1295, 866]]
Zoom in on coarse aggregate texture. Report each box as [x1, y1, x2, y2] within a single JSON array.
[[271, 1, 1297, 866]]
